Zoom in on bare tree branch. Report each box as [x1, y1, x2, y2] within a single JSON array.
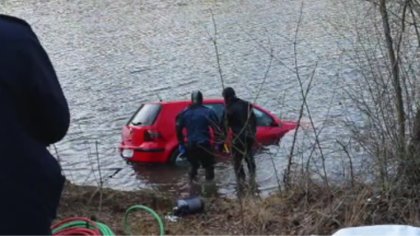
[[210, 9, 225, 90]]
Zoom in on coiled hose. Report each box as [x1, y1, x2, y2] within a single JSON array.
[[52, 204, 165, 236], [123, 205, 165, 236], [51, 217, 115, 235]]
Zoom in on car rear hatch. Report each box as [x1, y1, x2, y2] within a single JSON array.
[[121, 103, 162, 146]]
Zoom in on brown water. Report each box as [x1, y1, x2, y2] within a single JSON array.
[[1, 0, 370, 197]]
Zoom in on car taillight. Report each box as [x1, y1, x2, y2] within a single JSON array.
[[122, 127, 133, 141], [144, 130, 161, 141]]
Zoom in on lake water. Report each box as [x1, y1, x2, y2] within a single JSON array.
[[2, 0, 374, 197]]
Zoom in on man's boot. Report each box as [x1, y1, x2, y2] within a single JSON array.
[[205, 167, 215, 181], [188, 167, 198, 181]]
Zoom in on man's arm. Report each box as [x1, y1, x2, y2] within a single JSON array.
[[209, 109, 223, 142], [175, 112, 185, 145], [220, 107, 233, 141], [22, 35, 70, 144]]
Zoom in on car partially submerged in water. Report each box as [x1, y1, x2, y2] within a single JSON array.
[[119, 99, 297, 164]]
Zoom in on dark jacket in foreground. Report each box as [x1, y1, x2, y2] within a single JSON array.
[[0, 15, 70, 234]]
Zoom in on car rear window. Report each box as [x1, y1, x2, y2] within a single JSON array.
[[128, 104, 161, 126]]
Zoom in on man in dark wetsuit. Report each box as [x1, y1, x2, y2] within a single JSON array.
[[176, 91, 221, 181], [222, 87, 257, 181], [0, 15, 70, 234]]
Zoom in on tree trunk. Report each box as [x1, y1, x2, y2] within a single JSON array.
[[379, 0, 406, 158]]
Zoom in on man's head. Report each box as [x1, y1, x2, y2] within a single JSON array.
[[191, 90, 203, 105], [222, 87, 236, 103]]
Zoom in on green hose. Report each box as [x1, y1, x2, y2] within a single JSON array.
[[96, 222, 115, 236], [123, 205, 165, 236]]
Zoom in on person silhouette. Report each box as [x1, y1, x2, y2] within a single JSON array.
[[0, 14, 70, 234]]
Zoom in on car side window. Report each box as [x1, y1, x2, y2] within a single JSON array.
[[253, 108, 274, 127], [204, 103, 224, 122]]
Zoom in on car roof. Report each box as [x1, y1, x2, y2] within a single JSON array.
[[145, 98, 268, 110], [148, 98, 225, 105], [138, 98, 278, 120]]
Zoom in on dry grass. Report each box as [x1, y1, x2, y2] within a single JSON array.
[[56, 179, 420, 235]]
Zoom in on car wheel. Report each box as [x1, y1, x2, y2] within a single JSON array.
[[169, 149, 189, 167]]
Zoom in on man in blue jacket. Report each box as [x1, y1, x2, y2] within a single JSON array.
[[176, 91, 221, 181], [0, 15, 70, 234]]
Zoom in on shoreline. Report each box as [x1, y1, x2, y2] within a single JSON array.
[[57, 180, 420, 235], [57, 181, 287, 235]]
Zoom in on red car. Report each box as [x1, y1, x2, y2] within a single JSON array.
[[119, 99, 297, 164]]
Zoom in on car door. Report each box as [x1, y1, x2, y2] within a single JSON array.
[[253, 107, 280, 145]]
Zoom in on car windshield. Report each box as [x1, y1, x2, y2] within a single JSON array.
[[128, 104, 161, 126]]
